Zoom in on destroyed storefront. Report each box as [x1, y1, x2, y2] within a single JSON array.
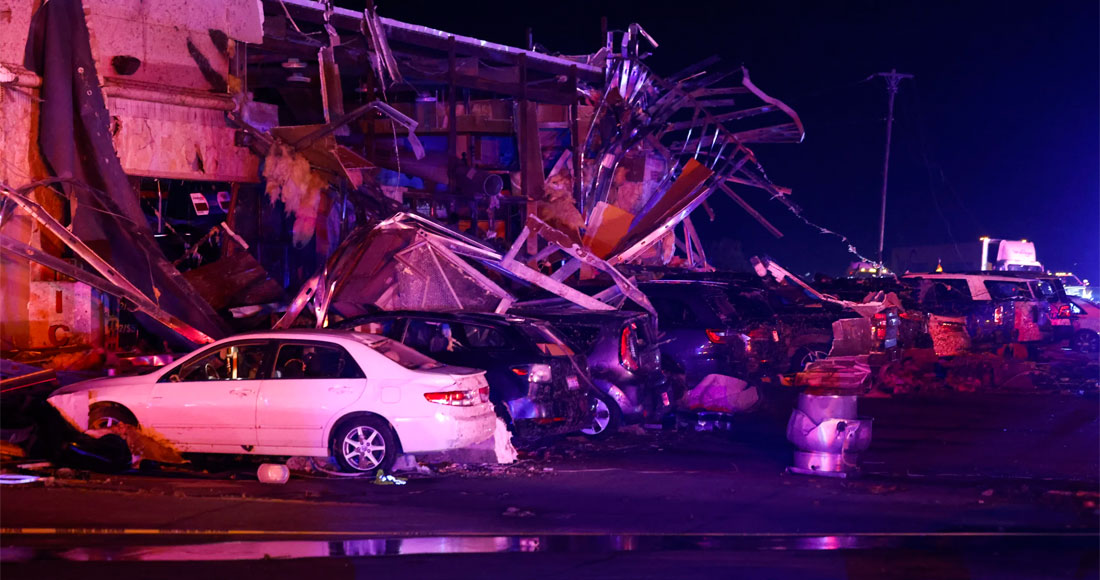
[[1, 0, 805, 370]]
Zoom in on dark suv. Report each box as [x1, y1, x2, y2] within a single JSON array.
[[335, 311, 595, 442], [631, 281, 750, 388], [515, 308, 670, 436], [660, 272, 871, 373]]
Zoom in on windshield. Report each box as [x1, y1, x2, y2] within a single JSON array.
[[519, 322, 575, 356], [368, 337, 444, 370]]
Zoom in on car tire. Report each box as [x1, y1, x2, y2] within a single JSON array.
[[331, 417, 398, 474], [89, 405, 137, 430], [790, 344, 830, 373], [581, 391, 621, 439], [1073, 330, 1099, 354]]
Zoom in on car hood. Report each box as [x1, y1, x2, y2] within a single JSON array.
[[48, 375, 143, 397]]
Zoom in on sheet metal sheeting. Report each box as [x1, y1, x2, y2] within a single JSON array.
[[273, 211, 660, 327], [576, 46, 806, 267], [274, 213, 515, 329]]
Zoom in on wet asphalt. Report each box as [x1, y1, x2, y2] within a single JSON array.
[[2, 391, 1097, 578]]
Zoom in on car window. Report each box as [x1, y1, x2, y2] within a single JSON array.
[[272, 342, 365, 379], [919, 279, 972, 302], [915, 280, 972, 315], [350, 318, 405, 341], [462, 324, 509, 349], [165, 342, 269, 383], [553, 324, 602, 353], [650, 296, 698, 327], [517, 322, 576, 356], [703, 293, 740, 326], [729, 293, 774, 320], [405, 319, 464, 354], [1029, 281, 1056, 301], [985, 281, 1031, 300]]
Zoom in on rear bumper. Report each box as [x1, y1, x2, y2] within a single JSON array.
[[391, 406, 497, 453], [591, 372, 669, 422], [506, 391, 593, 438]]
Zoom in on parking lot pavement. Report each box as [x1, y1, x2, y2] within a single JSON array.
[[2, 392, 1096, 540]]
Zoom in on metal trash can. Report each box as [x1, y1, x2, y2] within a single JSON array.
[[786, 391, 872, 478]]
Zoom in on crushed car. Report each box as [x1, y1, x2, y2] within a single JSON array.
[[513, 307, 671, 436], [901, 272, 1053, 349], [630, 281, 750, 389]]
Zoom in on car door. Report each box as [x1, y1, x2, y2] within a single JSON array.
[[255, 340, 367, 449], [400, 318, 522, 403], [146, 340, 269, 448]]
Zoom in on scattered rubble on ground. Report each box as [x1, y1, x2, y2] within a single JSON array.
[[873, 347, 1098, 396]]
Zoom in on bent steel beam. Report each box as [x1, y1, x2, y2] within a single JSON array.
[[1, 186, 216, 344]]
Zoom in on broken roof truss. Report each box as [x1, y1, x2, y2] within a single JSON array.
[[274, 212, 656, 328]]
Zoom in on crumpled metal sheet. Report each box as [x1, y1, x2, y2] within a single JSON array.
[[275, 213, 514, 328]]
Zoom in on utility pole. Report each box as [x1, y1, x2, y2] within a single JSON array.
[[873, 68, 913, 266]]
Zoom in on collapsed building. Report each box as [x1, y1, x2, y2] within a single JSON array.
[[0, 0, 805, 369]]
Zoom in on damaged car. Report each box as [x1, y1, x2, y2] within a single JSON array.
[[46, 330, 497, 474], [336, 311, 598, 441], [631, 281, 750, 388], [514, 307, 671, 436], [664, 272, 868, 372], [902, 273, 1053, 347]]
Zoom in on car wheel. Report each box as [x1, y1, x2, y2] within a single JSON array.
[[1073, 330, 1099, 354], [581, 392, 621, 439], [790, 345, 830, 373], [332, 417, 397, 474], [89, 405, 137, 430]]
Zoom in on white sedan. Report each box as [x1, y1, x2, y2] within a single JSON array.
[[48, 330, 497, 473], [1069, 297, 1099, 353]]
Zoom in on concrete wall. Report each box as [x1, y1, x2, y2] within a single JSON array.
[[0, 0, 43, 351], [84, 0, 263, 182]]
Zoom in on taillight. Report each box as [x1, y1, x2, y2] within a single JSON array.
[[1053, 304, 1071, 318], [872, 313, 887, 340], [620, 323, 640, 372], [424, 386, 488, 406], [748, 328, 770, 340], [706, 329, 730, 344], [511, 364, 552, 383], [993, 305, 1005, 325]]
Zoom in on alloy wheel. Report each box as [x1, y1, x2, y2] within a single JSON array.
[[342, 426, 387, 471], [582, 397, 612, 435]]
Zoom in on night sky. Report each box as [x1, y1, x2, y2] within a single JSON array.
[[364, 1, 1099, 281]]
